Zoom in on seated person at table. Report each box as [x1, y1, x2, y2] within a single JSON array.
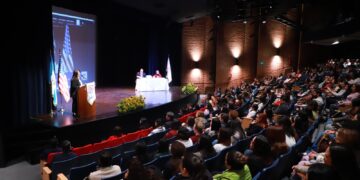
[[136, 68, 146, 79], [153, 70, 162, 78]]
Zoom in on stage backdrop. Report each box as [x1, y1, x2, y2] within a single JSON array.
[[52, 6, 96, 109]]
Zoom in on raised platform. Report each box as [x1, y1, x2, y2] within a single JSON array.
[[31, 87, 198, 147]]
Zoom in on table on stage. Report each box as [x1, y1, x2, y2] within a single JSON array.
[[135, 77, 169, 91]]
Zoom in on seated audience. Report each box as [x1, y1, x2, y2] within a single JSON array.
[[148, 118, 166, 136], [324, 143, 359, 180], [88, 151, 121, 180], [154, 138, 170, 158], [52, 140, 77, 163], [213, 128, 232, 153], [106, 126, 123, 141], [213, 151, 252, 180], [163, 141, 186, 179], [176, 127, 193, 148], [194, 135, 217, 160], [40, 136, 61, 161], [133, 142, 153, 164], [173, 153, 212, 180], [164, 120, 181, 139], [245, 135, 273, 176]]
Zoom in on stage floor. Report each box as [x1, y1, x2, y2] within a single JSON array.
[[33, 87, 185, 128]]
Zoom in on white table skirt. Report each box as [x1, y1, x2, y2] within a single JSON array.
[[135, 77, 169, 91]]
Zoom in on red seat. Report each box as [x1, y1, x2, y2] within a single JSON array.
[[140, 127, 153, 137], [47, 152, 62, 164], [122, 131, 141, 143], [73, 144, 93, 155], [92, 141, 110, 152]]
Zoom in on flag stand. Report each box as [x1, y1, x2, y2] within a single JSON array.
[[57, 93, 65, 114]]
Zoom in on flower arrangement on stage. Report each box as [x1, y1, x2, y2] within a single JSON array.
[[181, 83, 198, 95], [117, 95, 145, 113]]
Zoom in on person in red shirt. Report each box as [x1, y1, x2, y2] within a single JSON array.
[[153, 70, 162, 78]]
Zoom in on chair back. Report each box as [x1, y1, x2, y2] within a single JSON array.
[[51, 156, 78, 180], [75, 150, 102, 167], [69, 162, 97, 180]]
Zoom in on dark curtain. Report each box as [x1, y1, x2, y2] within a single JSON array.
[[7, 2, 52, 129], [1, 1, 52, 166]]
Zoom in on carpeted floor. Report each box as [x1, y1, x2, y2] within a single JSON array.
[[0, 161, 39, 180]]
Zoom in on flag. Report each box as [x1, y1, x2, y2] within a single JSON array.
[[166, 56, 172, 83], [49, 50, 57, 107], [58, 48, 71, 103], [61, 24, 74, 74]]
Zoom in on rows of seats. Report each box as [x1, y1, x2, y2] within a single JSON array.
[[252, 120, 320, 180], [42, 127, 154, 180], [42, 107, 207, 180]]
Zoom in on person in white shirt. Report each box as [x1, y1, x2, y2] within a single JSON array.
[[88, 151, 121, 180], [148, 118, 166, 136], [246, 104, 258, 119], [176, 127, 193, 148], [213, 128, 232, 153]]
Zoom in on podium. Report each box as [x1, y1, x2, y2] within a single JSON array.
[[77, 83, 96, 118]]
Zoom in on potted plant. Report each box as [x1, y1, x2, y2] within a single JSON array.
[[117, 95, 145, 114], [181, 83, 198, 95]]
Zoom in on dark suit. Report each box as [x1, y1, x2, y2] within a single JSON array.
[[70, 78, 81, 115], [136, 72, 146, 78]]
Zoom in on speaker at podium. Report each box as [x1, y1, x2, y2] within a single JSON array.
[[77, 82, 96, 118]]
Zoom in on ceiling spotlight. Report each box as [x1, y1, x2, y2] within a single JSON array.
[[217, 15, 220, 19], [243, 20, 247, 24], [262, 20, 267, 24], [332, 40, 339, 45], [269, 5, 272, 9]]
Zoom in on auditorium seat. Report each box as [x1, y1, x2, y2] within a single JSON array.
[[123, 131, 142, 143], [46, 152, 62, 164], [204, 152, 221, 172], [104, 144, 123, 158], [146, 142, 159, 154], [139, 130, 167, 145], [146, 154, 171, 170], [252, 158, 280, 180], [73, 144, 93, 155], [121, 150, 136, 170], [75, 150, 102, 167], [112, 153, 122, 167], [69, 162, 97, 180], [42, 156, 78, 180], [120, 139, 140, 152]]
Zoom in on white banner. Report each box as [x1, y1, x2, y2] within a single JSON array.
[[86, 82, 96, 105]]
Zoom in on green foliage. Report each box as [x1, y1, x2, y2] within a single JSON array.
[[181, 83, 198, 95], [117, 95, 145, 113]]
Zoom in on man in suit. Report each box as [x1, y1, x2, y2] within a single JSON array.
[[136, 68, 146, 79]]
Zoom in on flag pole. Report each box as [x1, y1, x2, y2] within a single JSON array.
[[57, 49, 64, 113]]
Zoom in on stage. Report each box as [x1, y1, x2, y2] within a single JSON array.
[[31, 87, 198, 147]]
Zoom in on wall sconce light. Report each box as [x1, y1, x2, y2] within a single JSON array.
[[276, 48, 280, 55], [234, 57, 239, 65], [194, 61, 199, 68]]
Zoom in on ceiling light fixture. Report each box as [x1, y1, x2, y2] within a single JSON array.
[[332, 40, 339, 45]]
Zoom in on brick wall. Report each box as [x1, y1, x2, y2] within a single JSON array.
[[181, 17, 215, 93], [182, 17, 299, 92], [257, 20, 298, 77]]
